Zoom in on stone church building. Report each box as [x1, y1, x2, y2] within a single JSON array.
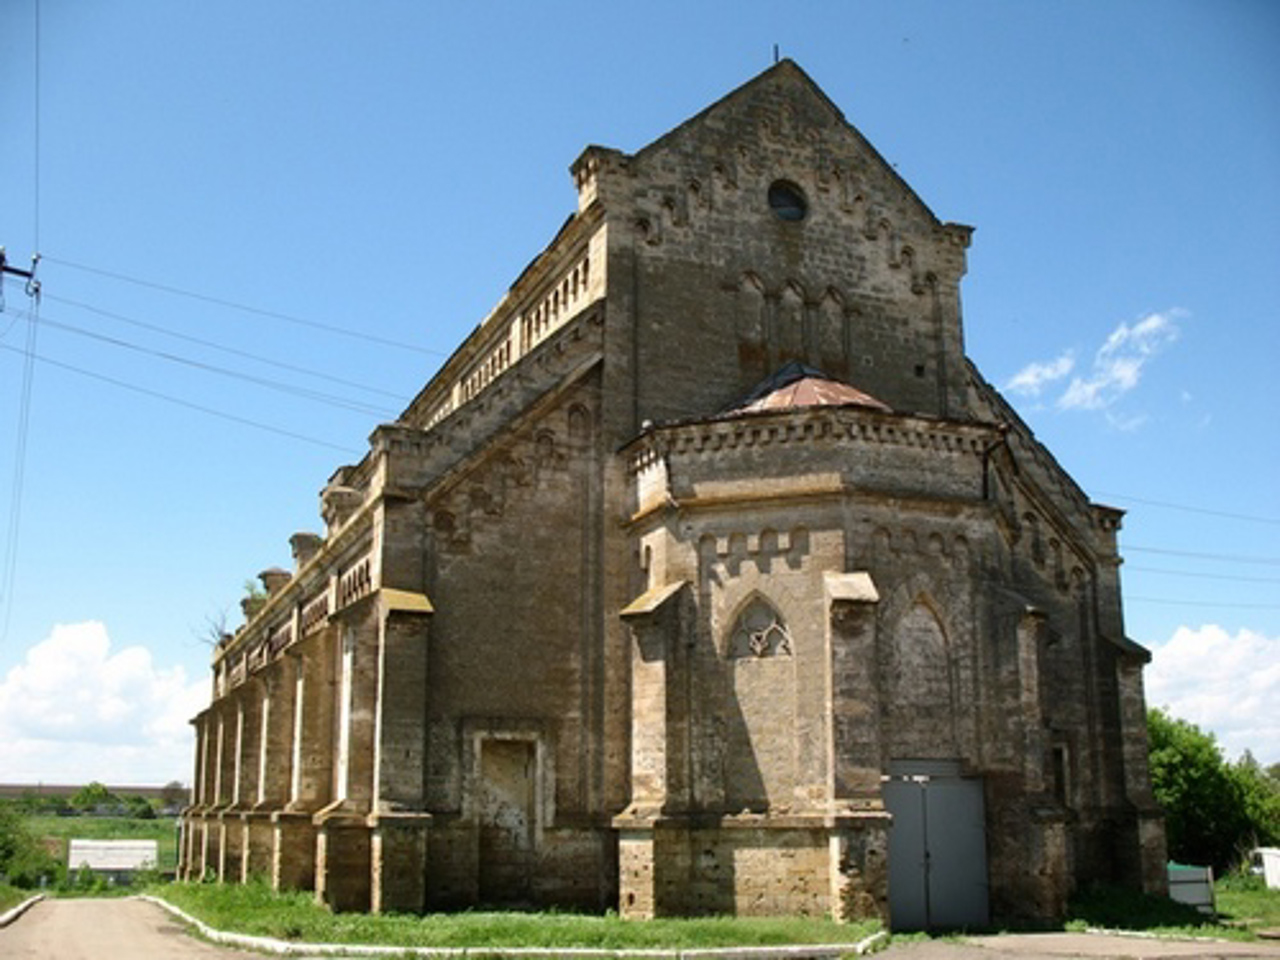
[[180, 61, 1167, 928]]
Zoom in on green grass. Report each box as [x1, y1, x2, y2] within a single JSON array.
[[1065, 882, 1235, 939], [25, 815, 179, 872], [152, 878, 881, 949], [1217, 873, 1280, 934], [1060, 876, 1280, 943], [0, 883, 32, 912]]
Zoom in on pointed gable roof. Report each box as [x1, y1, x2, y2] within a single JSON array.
[[631, 58, 944, 227], [728, 361, 892, 416]]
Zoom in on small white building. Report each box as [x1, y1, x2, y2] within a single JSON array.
[[1253, 848, 1280, 890], [67, 839, 157, 885]]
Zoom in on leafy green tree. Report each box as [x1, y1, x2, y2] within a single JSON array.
[[1147, 708, 1279, 872], [124, 795, 157, 820], [71, 781, 119, 813], [0, 806, 25, 871], [1232, 751, 1280, 849], [0, 807, 60, 888], [160, 780, 188, 810]]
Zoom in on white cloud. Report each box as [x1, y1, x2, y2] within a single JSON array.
[[1146, 625, 1280, 765], [0, 622, 208, 785], [1057, 310, 1181, 412], [1005, 351, 1075, 397], [1104, 410, 1149, 432]]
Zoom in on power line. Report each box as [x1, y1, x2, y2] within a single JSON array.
[[47, 292, 410, 402], [2, 298, 39, 646], [1096, 491, 1280, 526], [1127, 596, 1280, 610], [0, 341, 361, 454], [1127, 565, 1280, 586], [43, 255, 449, 357], [32, 0, 40, 252], [1, 0, 42, 646], [1124, 545, 1280, 567], [35, 310, 397, 418]]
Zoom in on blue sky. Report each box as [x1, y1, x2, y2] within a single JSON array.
[[0, 0, 1276, 784]]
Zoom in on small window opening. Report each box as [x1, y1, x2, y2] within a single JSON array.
[[1051, 745, 1070, 805], [768, 180, 807, 221]]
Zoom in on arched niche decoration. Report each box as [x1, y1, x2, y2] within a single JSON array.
[[817, 287, 845, 361], [737, 273, 767, 346], [776, 282, 806, 362], [882, 589, 959, 759], [726, 593, 793, 660]]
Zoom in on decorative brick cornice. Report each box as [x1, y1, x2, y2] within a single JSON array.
[[626, 406, 999, 476]]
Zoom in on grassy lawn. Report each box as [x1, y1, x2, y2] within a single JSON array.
[[1062, 875, 1279, 942], [25, 815, 180, 872], [1217, 875, 1280, 934], [0, 883, 32, 912], [153, 879, 881, 949]]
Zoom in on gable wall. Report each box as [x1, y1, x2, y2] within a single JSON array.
[[593, 65, 971, 427]]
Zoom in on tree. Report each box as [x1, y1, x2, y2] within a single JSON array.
[[71, 781, 119, 814], [124, 795, 156, 820], [1232, 751, 1280, 851], [0, 807, 60, 888], [160, 780, 188, 810], [1147, 708, 1280, 873], [242, 578, 268, 620]]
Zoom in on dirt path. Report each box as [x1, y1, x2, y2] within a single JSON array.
[[6, 897, 1280, 960], [0, 897, 262, 959]]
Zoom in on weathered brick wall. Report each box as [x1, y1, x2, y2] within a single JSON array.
[[591, 63, 971, 429], [412, 375, 616, 907]]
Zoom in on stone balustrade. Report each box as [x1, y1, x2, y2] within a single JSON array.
[[423, 249, 597, 430], [300, 590, 330, 636], [337, 553, 373, 609]]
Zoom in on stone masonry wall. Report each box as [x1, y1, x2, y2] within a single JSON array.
[[590, 62, 972, 428]]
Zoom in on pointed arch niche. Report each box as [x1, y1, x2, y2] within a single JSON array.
[[884, 597, 958, 759], [723, 593, 797, 810], [727, 593, 794, 659]]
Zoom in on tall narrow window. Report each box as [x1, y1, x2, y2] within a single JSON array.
[[289, 669, 304, 804], [1051, 744, 1071, 806], [335, 629, 355, 801], [256, 691, 271, 805]]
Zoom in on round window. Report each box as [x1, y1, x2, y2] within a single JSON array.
[[768, 180, 807, 221]]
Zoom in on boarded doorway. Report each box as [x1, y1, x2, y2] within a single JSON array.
[[478, 738, 536, 904], [883, 760, 989, 930]]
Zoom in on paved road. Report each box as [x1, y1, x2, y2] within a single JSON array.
[[0, 897, 262, 959], [881, 931, 1280, 959]]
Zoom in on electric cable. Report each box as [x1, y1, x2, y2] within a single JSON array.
[[46, 292, 410, 402], [1, 0, 42, 646], [35, 311, 398, 418], [1, 302, 39, 645], [1126, 565, 1280, 586], [1126, 596, 1280, 610], [0, 341, 361, 454], [43, 255, 449, 357], [1096, 491, 1280, 526], [1123, 546, 1280, 567]]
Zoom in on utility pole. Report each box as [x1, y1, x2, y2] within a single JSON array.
[[0, 247, 41, 306]]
